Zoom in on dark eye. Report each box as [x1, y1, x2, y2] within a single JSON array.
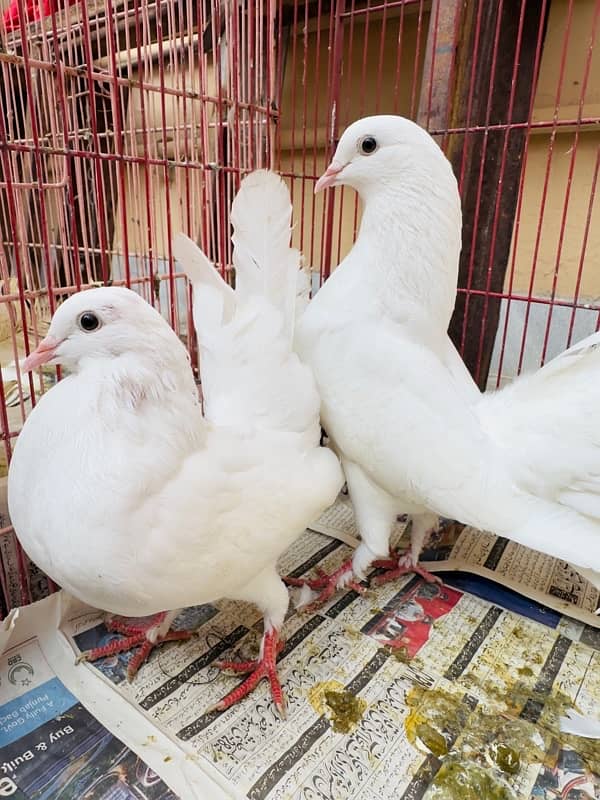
[[78, 312, 100, 332], [358, 135, 378, 155]]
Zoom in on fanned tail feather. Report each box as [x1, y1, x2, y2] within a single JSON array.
[[173, 171, 319, 439], [172, 234, 235, 340], [231, 170, 305, 344]]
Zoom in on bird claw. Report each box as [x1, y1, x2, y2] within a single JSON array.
[[285, 559, 364, 612], [371, 557, 399, 571], [372, 550, 442, 586], [274, 695, 287, 719], [211, 629, 286, 718], [214, 657, 259, 674], [284, 570, 331, 590], [75, 613, 195, 681]]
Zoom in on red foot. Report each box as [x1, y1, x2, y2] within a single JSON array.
[[77, 612, 195, 681], [284, 559, 365, 612], [210, 629, 286, 717], [372, 551, 442, 586]]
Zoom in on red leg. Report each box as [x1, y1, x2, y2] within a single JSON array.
[[77, 612, 195, 681], [372, 551, 442, 586], [371, 557, 399, 571], [284, 559, 365, 612], [210, 629, 287, 717], [215, 657, 263, 673]]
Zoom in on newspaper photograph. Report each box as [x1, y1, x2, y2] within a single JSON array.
[[0, 519, 598, 799]]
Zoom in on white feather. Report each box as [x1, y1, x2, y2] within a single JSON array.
[[174, 172, 320, 441], [294, 259, 312, 321], [560, 709, 600, 739], [230, 170, 302, 345], [172, 234, 235, 338]]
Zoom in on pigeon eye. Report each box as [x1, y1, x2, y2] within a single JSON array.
[[358, 136, 378, 155], [78, 312, 101, 332]]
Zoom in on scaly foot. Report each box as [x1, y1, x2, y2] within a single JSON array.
[[372, 551, 442, 586], [76, 612, 195, 681], [284, 559, 365, 612], [210, 628, 287, 717]]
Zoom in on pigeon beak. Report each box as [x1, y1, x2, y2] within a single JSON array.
[[314, 161, 345, 193], [21, 336, 61, 372]]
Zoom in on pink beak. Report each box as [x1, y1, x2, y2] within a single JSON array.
[[21, 336, 61, 372], [314, 161, 345, 193]]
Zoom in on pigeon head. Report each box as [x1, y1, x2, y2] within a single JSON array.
[[22, 286, 184, 373], [315, 115, 450, 197]]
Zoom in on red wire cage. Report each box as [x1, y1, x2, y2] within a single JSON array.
[[0, 0, 599, 614]]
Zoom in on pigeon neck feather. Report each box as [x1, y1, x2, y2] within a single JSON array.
[[77, 348, 198, 413], [352, 163, 461, 327]]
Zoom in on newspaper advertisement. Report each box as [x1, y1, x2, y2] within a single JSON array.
[[309, 496, 600, 629], [0, 522, 599, 799], [0, 638, 179, 798]]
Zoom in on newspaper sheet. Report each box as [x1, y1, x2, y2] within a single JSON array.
[[309, 495, 600, 629], [0, 523, 599, 799]]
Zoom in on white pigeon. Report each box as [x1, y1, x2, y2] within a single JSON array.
[[8, 170, 343, 715], [293, 114, 600, 606]]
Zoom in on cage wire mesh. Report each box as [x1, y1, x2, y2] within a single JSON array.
[[0, 0, 599, 614]]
